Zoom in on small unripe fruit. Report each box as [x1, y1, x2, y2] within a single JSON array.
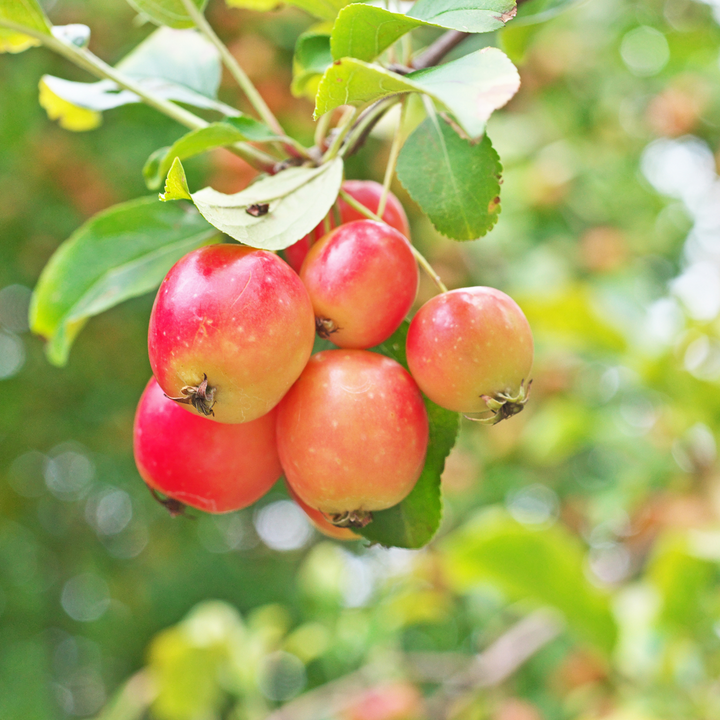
[[277, 350, 428, 524], [406, 287, 533, 420], [148, 245, 315, 424], [134, 379, 281, 513], [283, 180, 410, 273], [300, 220, 418, 349]]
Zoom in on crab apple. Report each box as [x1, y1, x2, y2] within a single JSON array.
[[283, 180, 410, 273], [134, 378, 281, 513], [406, 287, 533, 421], [285, 482, 359, 541], [277, 350, 428, 526], [148, 244, 315, 424], [300, 220, 418, 349]]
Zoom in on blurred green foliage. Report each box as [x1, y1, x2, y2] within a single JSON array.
[[2, 0, 720, 719]]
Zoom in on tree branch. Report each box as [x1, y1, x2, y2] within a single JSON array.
[[412, 30, 470, 70]]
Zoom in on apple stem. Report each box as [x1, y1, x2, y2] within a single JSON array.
[[465, 379, 533, 426], [328, 510, 373, 528], [164, 373, 217, 417]]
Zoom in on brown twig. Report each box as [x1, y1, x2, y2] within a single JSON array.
[[412, 30, 470, 70]]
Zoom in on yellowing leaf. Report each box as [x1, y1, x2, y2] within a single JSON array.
[[0, 28, 40, 53], [38, 78, 102, 131]]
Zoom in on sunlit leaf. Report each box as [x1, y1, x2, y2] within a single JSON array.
[[409, 0, 517, 30], [358, 322, 460, 549], [0, 0, 51, 52], [144, 119, 279, 189], [162, 157, 344, 251], [330, 2, 517, 63], [442, 509, 618, 655], [397, 116, 502, 240], [125, 0, 208, 29], [0, 0, 51, 34], [30, 198, 218, 366], [314, 48, 520, 140], [330, 6, 426, 63]]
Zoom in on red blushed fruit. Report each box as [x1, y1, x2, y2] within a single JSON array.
[[277, 350, 429, 525], [300, 220, 418, 349], [285, 482, 359, 541], [148, 244, 315, 424], [406, 287, 533, 421], [134, 379, 281, 513], [283, 180, 410, 273]]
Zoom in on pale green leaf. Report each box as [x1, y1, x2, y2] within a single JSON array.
[[163, 158, 344, 251], [125, 0, 208, 29], [408, 48, 520, 139], [30, 198, 218, 366], [331, 2, 517, 63], [396, 115, 502, 240], [314, 48, 519, 140], [144, 120, 278, 190], [409, 0, 517, 31], [441, 509, 618, 655]]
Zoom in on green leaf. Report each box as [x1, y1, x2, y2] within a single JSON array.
[[0, 0, 51, 35], [441, 509, 618, 655], [0, 0, 51, 52], [40, 28, 229, 128], [226, 0, 347, 16], [396, 115, 502, 240], [409, 0, 517, 31], [512, 0, 584, 26], [125, 0, 208, 29], [331, 6, 425, 63], [162, 157, 344, 251], [314, 48, 519, 140], [144, 120, 278, 190], [161, 157, 193, 201], [285, 0, 350, 20], [292, 31, 332, 98], [331, 2, 517, 63], [30, 198, 218, 366], [356, 322, 460, 549]]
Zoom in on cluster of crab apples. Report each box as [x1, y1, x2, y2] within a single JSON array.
[[133, 181, 534, 540]]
